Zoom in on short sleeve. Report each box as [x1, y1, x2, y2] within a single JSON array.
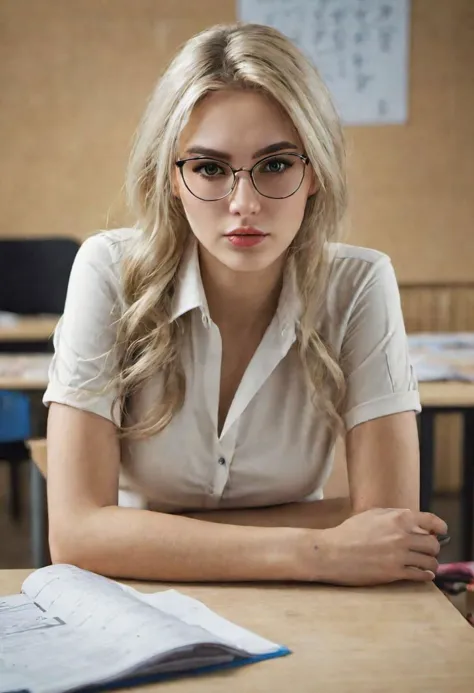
[[341, 256, 420, 431], [43, 233, 123, 426]]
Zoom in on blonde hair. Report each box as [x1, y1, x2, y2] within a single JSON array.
[[116, 22, 347, 439]]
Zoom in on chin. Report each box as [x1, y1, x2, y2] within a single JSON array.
[[218, 246, 284, 273]]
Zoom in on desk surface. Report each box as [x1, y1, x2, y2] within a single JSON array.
[[419, 381, 474, 408], [0, 315, 58, 342], [1, 570, 473, 692], [0, 354, 51, 390]]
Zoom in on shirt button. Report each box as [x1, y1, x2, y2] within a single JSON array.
[[218, 457, 226, 466]]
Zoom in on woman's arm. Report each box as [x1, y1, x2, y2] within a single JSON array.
[[47, 403, 312, 582], [345, 411, 420, 513], [47, 404, 446, 585]]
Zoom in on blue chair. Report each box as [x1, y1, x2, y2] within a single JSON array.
[[0, 391, 31, 520], [0, 237, 80, 528]]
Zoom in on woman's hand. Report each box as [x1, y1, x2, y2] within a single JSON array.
[[296, 508, 447, 586]]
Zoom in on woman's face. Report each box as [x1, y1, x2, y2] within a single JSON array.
[[175, 89, 317, 275]]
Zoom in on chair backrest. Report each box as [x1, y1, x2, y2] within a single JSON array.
[[0, 391, 31, 442], [0, 237, 80, 314]]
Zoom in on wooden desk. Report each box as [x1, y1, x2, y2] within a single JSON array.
[[1, 570, 473, 692], [0, 355, 51, 566], [420, 381, 474, 408], [0, 354, 51, 390], [418, 381, 474, 561], [0, 315, 58, 342]]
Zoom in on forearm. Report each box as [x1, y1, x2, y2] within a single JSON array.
[[49, 505, 310, 582], [183, 497, 352, 529]]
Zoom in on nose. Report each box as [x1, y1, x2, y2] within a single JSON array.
[[228, 172, 261, 216]]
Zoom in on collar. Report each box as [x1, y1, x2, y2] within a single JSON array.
[[169, 240, 302, 330], [170, 240, 210, 323]]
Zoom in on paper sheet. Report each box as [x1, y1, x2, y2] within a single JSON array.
[[124, 587, 280, 655], [0, 595, 64, 638], [238, 0, 410, 125], [408, 333, 474, 383], [0, 565, 285, 693]]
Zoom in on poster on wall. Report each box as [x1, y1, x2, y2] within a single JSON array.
[[237, 0, 411, 126]]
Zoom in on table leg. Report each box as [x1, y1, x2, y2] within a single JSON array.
[[462, 411, 474, 560], [30, 461, 49, 568], [419, 410, 435, 512]]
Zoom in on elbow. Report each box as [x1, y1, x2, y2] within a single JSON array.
[[49, 531, 79, 567], [48, 526, 87, 569], [48, 513, 104, 572]]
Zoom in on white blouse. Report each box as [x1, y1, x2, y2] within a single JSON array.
[[43, 228, 420, 511]]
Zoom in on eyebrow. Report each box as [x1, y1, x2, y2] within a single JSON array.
[[183, 140, 299, 161]]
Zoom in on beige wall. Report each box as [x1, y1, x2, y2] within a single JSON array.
[[1, 0, 473, 283]]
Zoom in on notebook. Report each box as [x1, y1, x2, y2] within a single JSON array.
[[0, 564, 290, 693]]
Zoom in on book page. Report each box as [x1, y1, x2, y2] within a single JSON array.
[[125, 587, 283, 655], [0, 565, 286, 693], [0, 565, 243, 693], [0, 594, 64, 637]]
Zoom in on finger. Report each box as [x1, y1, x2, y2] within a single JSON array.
[[402, 566, 436, 582], [408, 534, 440, 557], [406, 551, 439, 574], [414, 512, 448, 536]]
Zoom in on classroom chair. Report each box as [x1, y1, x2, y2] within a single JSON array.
[[0, 391, 31, 520], [0, 236, 80, 352], [0, 236, 80, 526]]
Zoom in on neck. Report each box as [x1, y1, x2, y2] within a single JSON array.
[[199, 246, 284, 332]]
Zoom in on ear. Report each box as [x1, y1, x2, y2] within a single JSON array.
[[307, 169, 320, 197], [171, 169, 181, 198]]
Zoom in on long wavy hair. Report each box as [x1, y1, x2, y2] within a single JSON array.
[[115, 22, 347, 439]]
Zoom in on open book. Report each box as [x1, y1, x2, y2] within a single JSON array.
[[0, 564, 290, 693]]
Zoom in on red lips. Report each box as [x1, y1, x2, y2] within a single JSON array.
[[226, 227, 266, 237], [225, 227, 268, 248]]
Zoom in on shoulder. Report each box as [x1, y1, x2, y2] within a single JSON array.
[[73, 228, 142, 287], [65, 228, 144, 314], [320, 243, 400, 345], [328, 242, 392, 283], [326, 242, 397, 299], [78, 227, 141, 266]]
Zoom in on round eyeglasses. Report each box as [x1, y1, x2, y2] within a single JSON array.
[[175, 152, 310, 201]]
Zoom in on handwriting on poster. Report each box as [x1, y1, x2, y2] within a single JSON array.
[[238, 0, 410, 125]]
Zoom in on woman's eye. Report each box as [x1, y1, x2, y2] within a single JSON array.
[[194, 162, 223, 176], [262, 158, 290, 173]]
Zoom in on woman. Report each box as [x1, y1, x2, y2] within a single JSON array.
[[45, 23, 446, 585]]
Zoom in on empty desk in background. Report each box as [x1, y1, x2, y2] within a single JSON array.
[[0, 315, 58, 344], [419, 382, 474, 560], [0, 353, 51, 567], [0, 353, 51, 390]]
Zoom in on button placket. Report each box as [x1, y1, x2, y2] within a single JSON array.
[[212, 426, 238, 498]]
